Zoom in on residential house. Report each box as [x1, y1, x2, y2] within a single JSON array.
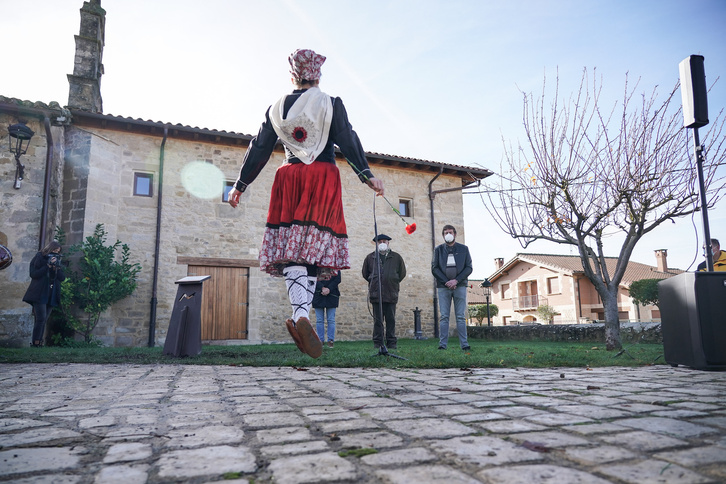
[[0, 1, 492, 347], [477, 250, 680, 325]]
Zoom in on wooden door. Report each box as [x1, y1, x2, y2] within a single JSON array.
[[187, 265, 249, 340]]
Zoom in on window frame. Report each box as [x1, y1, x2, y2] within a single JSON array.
[[546, 276, 561, 295], [133, 172, 154, 197], [398, 198, 413, 218]]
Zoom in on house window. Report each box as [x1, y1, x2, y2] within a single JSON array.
[[398, 199, 412, 217], [547, 276, 560, 294], [134, 173, 153, 197], [502, 316, 510, 326], [222, 181, 235, 203], [501, 283, 511, 299]]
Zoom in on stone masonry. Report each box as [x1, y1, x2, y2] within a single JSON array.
[[70, 117, 470, 347], [0, 111, 67, 347], [0, 362, 724, 482]]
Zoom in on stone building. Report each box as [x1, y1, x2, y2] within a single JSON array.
[[0, 1, 491, 347]]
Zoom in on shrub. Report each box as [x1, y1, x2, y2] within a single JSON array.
[[59, 224, 142, 343], [536, 304, 557, 324], [468, 304, 499, 325], [629, 278, 660, 310]]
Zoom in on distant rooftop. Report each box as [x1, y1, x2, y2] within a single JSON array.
[[488, 252, 683, 286]]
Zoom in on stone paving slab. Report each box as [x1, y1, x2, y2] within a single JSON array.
[[0, 363, 724, 483]]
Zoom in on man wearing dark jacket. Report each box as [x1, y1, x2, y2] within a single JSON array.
[[362, 234, 406, 349], [432, 225, 473, 350]]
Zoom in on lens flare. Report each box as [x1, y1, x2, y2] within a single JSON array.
[[180, 161, 225, 200]]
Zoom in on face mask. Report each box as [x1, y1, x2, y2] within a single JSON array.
[[444, 233, 455, 243], [378, 243, 388, 252]]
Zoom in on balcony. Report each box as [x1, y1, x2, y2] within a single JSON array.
[[513, 295, 547, 311]]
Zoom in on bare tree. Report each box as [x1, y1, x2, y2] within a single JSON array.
[[485, 69, 726, 350]]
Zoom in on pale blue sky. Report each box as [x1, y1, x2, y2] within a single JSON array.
[[4, 0, 726, 277]]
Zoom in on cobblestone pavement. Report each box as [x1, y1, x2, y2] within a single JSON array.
[[1, 363, 725, 483]]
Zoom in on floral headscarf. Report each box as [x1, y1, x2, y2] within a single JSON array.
[[288, 49, 326, 82]]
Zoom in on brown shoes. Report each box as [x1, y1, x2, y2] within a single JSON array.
[[294, 317, 323, 358], [327, 341, 334, 348], [285, 319, 305, 354]]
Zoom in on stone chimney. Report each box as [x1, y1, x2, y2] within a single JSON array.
[[655, 249, 668, 272], [67, 0, 106, 112], [494, 258, 504, 270]]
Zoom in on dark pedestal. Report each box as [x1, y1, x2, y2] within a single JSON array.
[[163, 275, 210, 357], [658, 272, 726, 370]]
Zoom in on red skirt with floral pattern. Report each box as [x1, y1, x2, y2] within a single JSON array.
[[259, 161, 349, 279]]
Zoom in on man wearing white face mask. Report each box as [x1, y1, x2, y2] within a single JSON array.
[[432, 225, 473, 350], [362, 234, 407, 349]]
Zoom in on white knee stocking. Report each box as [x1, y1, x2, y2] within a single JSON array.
[[283, 266, 315, 322]]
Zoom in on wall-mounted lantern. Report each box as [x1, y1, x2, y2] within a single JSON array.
[[8, 123, 35, 189]]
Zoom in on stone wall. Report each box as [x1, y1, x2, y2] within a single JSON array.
[[468, 322, 663, 344], [71, 126, 467, 346], [0, 114, 66, 346]]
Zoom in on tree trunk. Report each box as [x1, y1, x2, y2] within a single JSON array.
[[602, 291, 622, 350]]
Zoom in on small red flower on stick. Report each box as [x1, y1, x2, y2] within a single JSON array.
[[405, 223, 417, 234]]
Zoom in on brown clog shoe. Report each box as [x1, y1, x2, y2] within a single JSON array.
[[295, 317, 323, 358], [285, 319, 305, 354]]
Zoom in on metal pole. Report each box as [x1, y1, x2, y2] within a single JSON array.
[[694, 127, 714, 271], [429, 168, 443, 338], [486, 293, 491, 327]]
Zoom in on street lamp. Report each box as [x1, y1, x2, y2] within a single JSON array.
[[480, 278, 492, 326], [8, 123, 35, 189]]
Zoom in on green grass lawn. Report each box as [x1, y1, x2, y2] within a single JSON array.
[[0, 339, 665, 369]]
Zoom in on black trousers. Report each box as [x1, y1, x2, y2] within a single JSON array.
[[32, 303, 53, 344], [372, 301, 397, 348]]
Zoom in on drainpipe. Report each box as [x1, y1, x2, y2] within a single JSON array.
[[148, 127, 168, 347], [429, 167, 443, 338], [38, 116, 53, 250]]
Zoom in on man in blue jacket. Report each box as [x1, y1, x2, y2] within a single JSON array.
[[432, 225, 472, 350]]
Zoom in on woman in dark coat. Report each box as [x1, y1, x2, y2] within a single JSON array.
[[312, 271, 341, 348], [22, 240, 65, 346]]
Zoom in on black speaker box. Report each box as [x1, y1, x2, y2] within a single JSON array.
[[658, 272, 726, 370], [679, 55, 709, 128]]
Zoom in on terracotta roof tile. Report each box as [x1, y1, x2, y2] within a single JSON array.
[[490, 253, 683, 287], [1, 95, 493, 179]]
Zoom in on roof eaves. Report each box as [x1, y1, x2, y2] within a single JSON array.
[[1, 96, 494, 182], [73, 107, 496, 181], [517, 254, 578, 275]]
